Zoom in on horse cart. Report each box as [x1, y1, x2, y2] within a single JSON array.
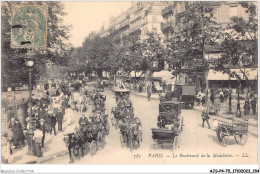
[[114, 89, 130, 102], [63, 121, 105, 163], [151, 101, 183, 150], [215, 118, 248, 146], [118, 117, 142, 150]]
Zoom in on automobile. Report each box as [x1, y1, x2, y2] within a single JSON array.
[[151, 101, 183, 150]]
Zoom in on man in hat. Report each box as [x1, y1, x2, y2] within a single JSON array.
[[79, 114, 89, 130], [56, 108, 64, 132], [50, 113, 57, 135], [165, 90, 172, 101], [202, 107, 210, 129], [164, 107, 175, 124]]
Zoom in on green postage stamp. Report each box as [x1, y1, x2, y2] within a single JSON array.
[[11, 5, 47, 49]]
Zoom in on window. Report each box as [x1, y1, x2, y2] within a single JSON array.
[[230, 6, 238, 19]]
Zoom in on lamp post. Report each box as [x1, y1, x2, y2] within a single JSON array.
[[26, 59, 35, 155]]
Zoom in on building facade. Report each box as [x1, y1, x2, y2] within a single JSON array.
[[99, 1, 257, 93]]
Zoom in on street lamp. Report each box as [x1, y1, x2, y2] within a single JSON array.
[[26, 58, 35, 155]]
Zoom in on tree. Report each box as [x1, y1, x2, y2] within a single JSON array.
[[81, 33, 113, 78], [1, 1, 71, 86], [139, 29, 165, 86], [213, 2, 258, 116], [166, 2, 220, 94]]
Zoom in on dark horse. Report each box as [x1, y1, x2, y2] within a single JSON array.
[[63, 132, 86, 163]]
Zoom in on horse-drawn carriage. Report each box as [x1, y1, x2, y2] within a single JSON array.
[[111, 89, 132, 128], [63, 120, 106, 163], [114, 89, 130, 102], [151, 101, 183, 150], [214, 117, 248, 146], [118, 117, 142, 149]]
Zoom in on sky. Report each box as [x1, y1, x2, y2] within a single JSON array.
[[63, 1, 132, 48]]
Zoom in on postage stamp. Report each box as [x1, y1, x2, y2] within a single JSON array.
[[11, 5, 47, 49]]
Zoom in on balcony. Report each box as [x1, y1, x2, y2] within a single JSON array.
[[119, 19, 130, 29], [161, 20, 174, 31], [161, 3, 175, 17], [128, 23, 141, 34]]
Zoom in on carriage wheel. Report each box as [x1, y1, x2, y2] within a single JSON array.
[[234, 134, 248, 145], [216, 126, 229, 146], [89, 140, 97, 156]]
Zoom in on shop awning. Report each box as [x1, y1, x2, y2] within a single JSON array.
[[208, 68, 257, 81], [130, 71, 144, 77], [153, 70, 175, 82]]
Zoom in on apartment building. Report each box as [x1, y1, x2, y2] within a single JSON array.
[[99, 1, 257, 92], [160, 1, 256, 92], [100, 2, 168, 41]]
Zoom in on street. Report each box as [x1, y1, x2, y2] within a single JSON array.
[[42, 89, 258, 164]]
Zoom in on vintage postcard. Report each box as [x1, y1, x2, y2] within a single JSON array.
[[1, 0, 258, 172]]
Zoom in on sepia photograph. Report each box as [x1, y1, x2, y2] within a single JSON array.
[[1, 0, 259, 172]]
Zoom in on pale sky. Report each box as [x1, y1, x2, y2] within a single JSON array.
[[63, 1, 132, 48]]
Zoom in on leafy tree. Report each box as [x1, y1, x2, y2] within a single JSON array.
[[166, 2, 220, 91], [213, 2, 258, 116], [1, 1, 71, 87], [81, 33, 113, 78]]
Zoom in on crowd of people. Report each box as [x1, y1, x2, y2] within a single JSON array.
[[2, 77, 92, 162]]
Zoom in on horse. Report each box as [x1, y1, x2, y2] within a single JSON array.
[[63, 132, 86, 163]]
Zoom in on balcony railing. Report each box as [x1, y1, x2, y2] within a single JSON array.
[[119, 19, 130, 29], [129, 23, 141, 34], [161, 20, 174, 31], [161, 3, 175, 17]]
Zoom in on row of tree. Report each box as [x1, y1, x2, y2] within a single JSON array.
[[68, 2, 257, 83]]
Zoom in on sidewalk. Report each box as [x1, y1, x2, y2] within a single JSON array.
[[7, 109, 82, 164]]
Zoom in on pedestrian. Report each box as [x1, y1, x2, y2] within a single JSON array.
[[66, 105, 74, 125], [147, 85, 151, 101], [210, 90, 215, 104], [56, 109, 63, 131], [219, 90, 224, 103], [244, 98, 250, 115], [251, 97, 257, 115], [44, 113, 52, 133], [1, 133, 11, 163], [39, 119, 46, 148], [201, 108, 210, 129], [33, 126, 43, 157], [12, 118, 25, 148], [50, 113, 57, 135]]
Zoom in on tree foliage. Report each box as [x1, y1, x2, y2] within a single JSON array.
[[166, 2, 221, 74], [214, 2, 258, 80]]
